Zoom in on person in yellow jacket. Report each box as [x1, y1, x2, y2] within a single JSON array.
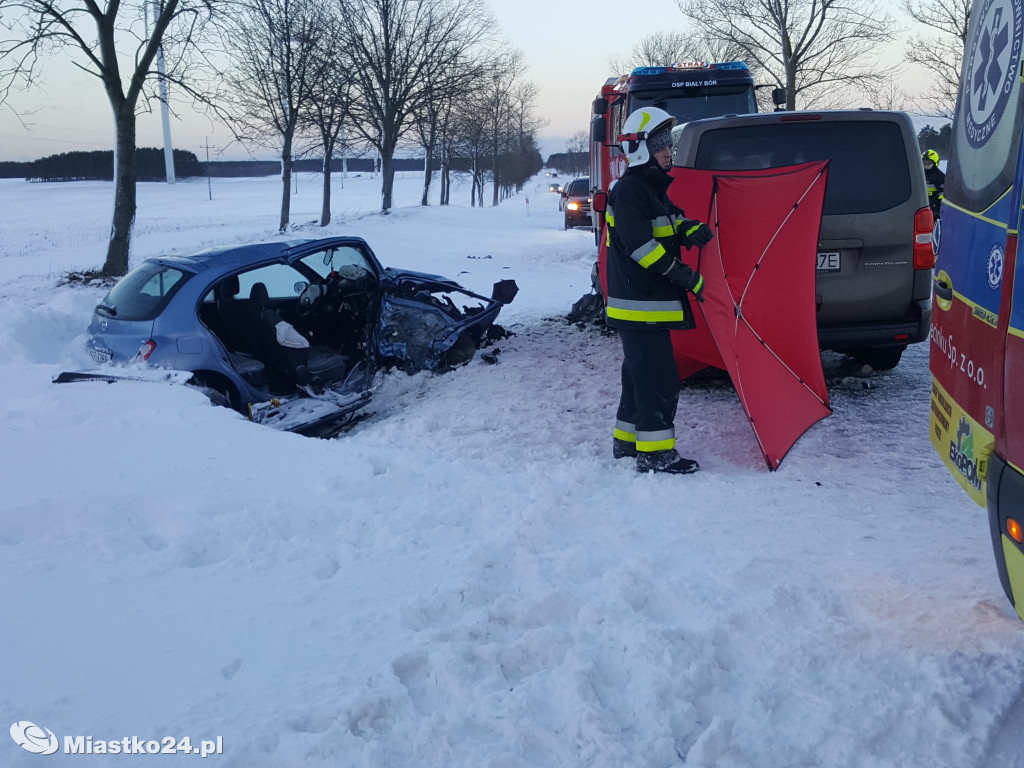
[[922, 149, 944, 219], [606, 107, 713, 474]]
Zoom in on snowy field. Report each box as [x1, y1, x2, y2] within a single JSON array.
[[1, 169, 1023, 768]]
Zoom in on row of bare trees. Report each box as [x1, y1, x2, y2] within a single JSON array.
[[0, 0, 543, 276], [613, 0, 969, 118]]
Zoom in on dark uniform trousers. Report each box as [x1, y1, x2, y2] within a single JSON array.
[[615, 328, 679, 452]]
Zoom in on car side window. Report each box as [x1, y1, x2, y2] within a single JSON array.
[[236, 263, 308, 299], [298, 246, 374, 279]]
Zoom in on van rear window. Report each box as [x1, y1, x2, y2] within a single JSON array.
[[693, 121, 912, 215], [100, 262, 191, 321]]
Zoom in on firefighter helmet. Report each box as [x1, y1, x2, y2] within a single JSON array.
[[922, 149, 940, 166], [619, 107, 676, 168]]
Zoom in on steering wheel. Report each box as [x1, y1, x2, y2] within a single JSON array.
[[296, 282, 327, 317]]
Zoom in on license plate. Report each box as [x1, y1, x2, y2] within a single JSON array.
[[816, 251, 841, 272], [89, 347, 113, 364]]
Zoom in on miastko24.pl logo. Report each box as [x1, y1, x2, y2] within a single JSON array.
[[10, 720, 224, 757], [10, 722, 58, 754]]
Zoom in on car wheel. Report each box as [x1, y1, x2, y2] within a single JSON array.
[[855, 346, 905, 371], [564, 219, 569, 230], [190, 372, 241, 411]]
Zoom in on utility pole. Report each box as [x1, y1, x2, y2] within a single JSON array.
[[202, 138, 213, 200]]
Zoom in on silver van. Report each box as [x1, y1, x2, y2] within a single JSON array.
[[672, 109, 934, 369]]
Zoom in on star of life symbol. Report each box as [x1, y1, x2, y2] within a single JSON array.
[[966, 0, 1023, 148], [987, 243, 1004, 289]]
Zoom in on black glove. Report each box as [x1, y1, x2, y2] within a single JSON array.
[[680, 220, 714, 249], [685, 271, 705, 302], [663, 261, 706, 303]]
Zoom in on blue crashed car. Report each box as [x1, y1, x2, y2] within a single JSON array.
[[68, 237, 514, 437]]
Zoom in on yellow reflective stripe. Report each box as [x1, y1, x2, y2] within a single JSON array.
[[652, 216, 673, 237], [633, 241, 666, 268], [685, 223, 701, 237], [607, 306, 686, 322], [692, 274, 704, 293], [636, 438, 675, 452], [613, 428, 636, 442], [607, 212, 615, 227]]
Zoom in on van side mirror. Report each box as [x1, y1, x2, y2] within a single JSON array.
[[771, 88, 787, 108], [592, 191, 608, 213], [591, 116, 607, 144], [592, 98, 608, 116]]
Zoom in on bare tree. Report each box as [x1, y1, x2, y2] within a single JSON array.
[[0, 0, 216, 276], [336, 0, 494, 213], [903, 0, 970, 119], [565, 130, 588, 177], [220, 0, 326, 231], [678, 0, 898, 110], [412, 46, 486, 206], [300, 11, 354, 226]]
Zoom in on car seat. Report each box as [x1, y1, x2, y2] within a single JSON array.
[[249, 282, 349, 390], [215, 275, 255, 354]]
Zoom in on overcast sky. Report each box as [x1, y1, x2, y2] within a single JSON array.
[[0, 0, 940, 163]]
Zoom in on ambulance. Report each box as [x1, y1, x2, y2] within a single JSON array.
[[929, 0, 1024, 620]]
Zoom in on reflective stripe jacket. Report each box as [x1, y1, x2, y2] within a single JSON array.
[[925, 165, 945, 216], [605, 163, 700, 331]]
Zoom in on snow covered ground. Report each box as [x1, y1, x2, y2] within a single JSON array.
[[1, 170, 1023, 768]]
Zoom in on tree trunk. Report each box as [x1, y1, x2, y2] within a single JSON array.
[[380, 150, 395, 213], [320, 140, 334, 226], [421, 141, 435, 206], [280, 132, 293, 232], [101, 111, 138, 277], [491, 155, 499, 206], [440, 153, 450, 205]]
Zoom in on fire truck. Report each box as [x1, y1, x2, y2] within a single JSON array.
[[589, 61, 780, 244]]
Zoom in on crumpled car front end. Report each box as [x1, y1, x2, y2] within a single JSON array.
[[374, 271, 516, 372]]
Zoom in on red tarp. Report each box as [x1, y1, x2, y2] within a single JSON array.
[[598, 162, 832, 470], [670, 162, 832, 469]]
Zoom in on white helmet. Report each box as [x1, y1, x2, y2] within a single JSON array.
[[618, 107, 676, 167]]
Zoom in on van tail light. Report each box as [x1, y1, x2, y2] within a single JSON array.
[[135, 340, 157, 362], [914, 207, 935, 269]]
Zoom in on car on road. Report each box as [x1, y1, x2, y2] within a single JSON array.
[[673, 109, 934, 370], [548, 181, 562, 193], [76, 237, 514, 436], [561, 177, 592, 230]]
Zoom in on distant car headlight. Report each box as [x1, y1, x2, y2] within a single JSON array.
[[567, 202, 580, 210]]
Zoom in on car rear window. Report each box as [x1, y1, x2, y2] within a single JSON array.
[[693, 120, 912, 215], [100, 261, 192, 321]]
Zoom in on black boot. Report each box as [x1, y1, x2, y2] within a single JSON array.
[[636, 449, 700, 474], [613, 438, 638, 459]]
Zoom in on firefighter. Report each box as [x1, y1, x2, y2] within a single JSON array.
[[922, 149, 944, 219], [606, 107, 713, 474]]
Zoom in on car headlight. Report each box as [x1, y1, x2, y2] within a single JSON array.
[[567, 202, 580, 210]]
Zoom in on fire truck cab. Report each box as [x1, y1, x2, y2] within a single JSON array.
[[589, 61, 775, 244]]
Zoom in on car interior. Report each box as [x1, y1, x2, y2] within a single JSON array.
[[200, 260, 380, 395]]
